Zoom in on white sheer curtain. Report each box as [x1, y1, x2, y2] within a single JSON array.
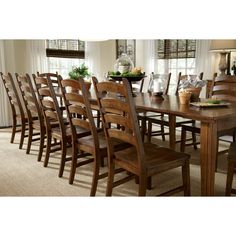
[[85, 41, 102, 81], [0, 41, 12, 127], [195, 40, 213, 98], [142, 40, 156, 92], [25, 40, 48, 74], [195, 40, 213, 80]]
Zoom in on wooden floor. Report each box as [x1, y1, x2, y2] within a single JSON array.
[[0, 127, 234, 196]]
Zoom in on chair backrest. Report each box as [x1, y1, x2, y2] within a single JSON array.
[[93, 77, 145, 166], [59, 77, 99, 151], [0, 72, 25, 119], [211, 75, 236, 101], [37, 72, 59, 87], [175, 72, 204, 95], [148, 72, 171, 95], [32, 74, 66, 136], [15, 73, 43, 124]]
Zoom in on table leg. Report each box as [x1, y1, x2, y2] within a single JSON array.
[[200, 121, 217, 196], [168, 114, 176, 150]]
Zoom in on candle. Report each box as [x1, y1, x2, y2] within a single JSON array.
[[153, 80, 160, 92]]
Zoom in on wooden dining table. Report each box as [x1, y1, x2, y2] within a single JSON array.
[[132, 93, 236, 196]]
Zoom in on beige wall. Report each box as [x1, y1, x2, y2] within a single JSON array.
[[2, 40, 27, 74], [100, 40, 116, 76], [14, 40, 27, 73]]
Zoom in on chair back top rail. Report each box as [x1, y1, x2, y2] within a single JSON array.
[[211, 75, 236, 101]]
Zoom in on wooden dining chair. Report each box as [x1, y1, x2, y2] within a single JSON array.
[[15, 73, 46, 161], [93, 77, 191, 196], [175, 72, 204, 96], [180, 74, 236, 170], [0, 72, 29, 149], [225, 143, 236, 196], [32, 74, 91, 177], [59, 77, 130, 196], [137, 72, 171, 141]]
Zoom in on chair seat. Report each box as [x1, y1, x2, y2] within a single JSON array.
[[182, 122, 235, 137], [51, 125, 90, 140], [114, 142, 190, 176], [137, 111, 162, 119], [149, 115, 194, 126], [79, 132, 130, 156]]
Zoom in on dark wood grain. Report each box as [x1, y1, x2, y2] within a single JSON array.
[[64, 83, 236, 196]]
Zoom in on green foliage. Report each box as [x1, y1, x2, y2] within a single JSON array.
[[207, 100, 221, 104], [108, 71, 145, 77], [68, 63, 90, 80]]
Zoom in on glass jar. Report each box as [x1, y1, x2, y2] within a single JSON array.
[[114, 53, 134, 74]]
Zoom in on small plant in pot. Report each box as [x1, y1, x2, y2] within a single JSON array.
[[68, 63, 91, 90]]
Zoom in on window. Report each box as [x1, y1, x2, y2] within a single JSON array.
[[156, 40, 196, 93], [46, 40, 85, 79], [116, 40, 136, 66]]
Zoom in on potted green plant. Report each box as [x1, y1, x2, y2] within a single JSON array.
[[68, 63, 91, 90]]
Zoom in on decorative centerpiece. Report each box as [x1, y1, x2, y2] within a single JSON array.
[[178, 75, 206, 102], [68, 63, 91, 90], [108, 66, 146, 96]]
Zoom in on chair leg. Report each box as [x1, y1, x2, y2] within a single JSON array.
[[182, 159, 191, 196], [44, 132, 52, 167], [180, 127, 186, 152], [90, 155, 100, 196], [58, 140, 67, 177], [106, 160, 115, 196], [225, 160, 235, 196], [138, 174, 147, 196], [96, 110, 100, 128], [100, 156, 105, 167], [37, 129, 45, 162], [69, 146, 78, 184], [192, 132, 198, 150], [161, 123, 165, 141], [19, 119, 26, 149], [147, 120, 152, 142], [10, 116, 17, 143], [160, 114, 165, 141], [26, 124, 33, 154], [141, 117, 147, 142], [147, 176, 152, 190], [215, 139, 219, 172]]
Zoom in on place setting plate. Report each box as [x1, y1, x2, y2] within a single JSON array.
[[190, 100, 230, 108]]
